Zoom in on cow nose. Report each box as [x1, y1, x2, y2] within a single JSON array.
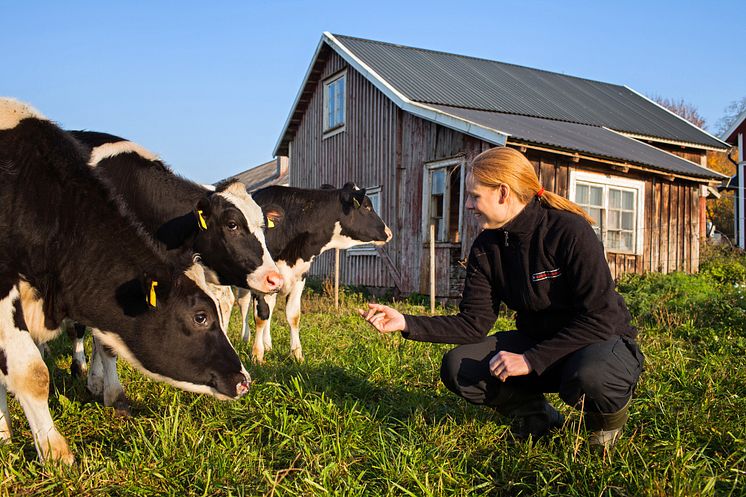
[[266, 272, 283, 292], [235, 375, 251, 397]]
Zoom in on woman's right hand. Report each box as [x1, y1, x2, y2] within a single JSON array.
[[357, 303, 406, 334]]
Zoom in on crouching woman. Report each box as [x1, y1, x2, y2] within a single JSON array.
[[359, 147, 644, 449]]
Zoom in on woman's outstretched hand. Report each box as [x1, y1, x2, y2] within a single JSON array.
[[357, 303, 406, 334]]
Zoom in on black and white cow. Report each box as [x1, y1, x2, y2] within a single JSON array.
[[65, 130, 283, 412], [0, 98, 249, 463], [237, 184, 392, 363]]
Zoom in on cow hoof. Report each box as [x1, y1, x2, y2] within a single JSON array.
[[40, 432, 75, 465], [87, 377, 104, 397], [71, 360, 88, 378], [291, 349, 304, 363], [251, 355, 266, 365]]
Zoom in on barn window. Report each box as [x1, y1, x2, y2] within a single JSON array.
[[347, 186, 382, 255], [323, 71, 346, 135], [569, 171, 645, 255], [423, 158, 465, 244]]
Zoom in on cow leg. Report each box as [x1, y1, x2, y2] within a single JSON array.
[[237, 288, 253, 342], [62, 319, 88, 378], [90, 334, 130, 415], [86, 334, 104, 397], [0, 286, 73, 464], [286, 278, 306, 362], [252, 293, 275, 364], [0, 383, 10, 442]]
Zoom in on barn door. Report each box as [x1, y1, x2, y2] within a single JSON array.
[[421, 157, 465, 297]]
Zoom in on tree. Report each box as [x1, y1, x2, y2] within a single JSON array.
[[714, 96, 746, 137], [651, 95, 706, 129]]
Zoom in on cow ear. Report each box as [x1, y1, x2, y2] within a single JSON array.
[[262, 203, 285, 229], [142, 272, 169, 308], [340, 182, 356, 205], [319, 183, 336, 190], [195, 196, 211, 231], [353, 188, 366, 208]]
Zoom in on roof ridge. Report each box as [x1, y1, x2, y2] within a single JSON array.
[[331, 33, 627, 91]]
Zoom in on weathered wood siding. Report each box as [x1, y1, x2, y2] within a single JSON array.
[[288, 51, 398, 288], [287, 58, 703, 295]]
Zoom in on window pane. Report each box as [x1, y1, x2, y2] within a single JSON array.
[[589, 207, 602, 225], [622, 211, 633, 230], [335, 78, 345, 124], [327, 84, 336, 127], [609, 188, 621, 209], [608, 211, 620, 230], [576, 184, 589, 205], [590, 186, 603, 206], [622, 233, 633, 251], [623, 191, 634, 210], [431, 169, 446, 194], [607, 231, 620, 249]]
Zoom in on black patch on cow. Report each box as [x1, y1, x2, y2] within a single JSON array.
[[68, 130, 128, 150], [0, 349, 7, 375], [12, 296, 28, 331], [256, 297, 270, 320]]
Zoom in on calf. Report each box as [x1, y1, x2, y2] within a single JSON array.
[[0, 98, 249, 463], [238, 183, 392, 363], [66, 130, 283, 411]]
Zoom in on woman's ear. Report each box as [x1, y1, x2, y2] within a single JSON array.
[[497, 183, 510, 203]]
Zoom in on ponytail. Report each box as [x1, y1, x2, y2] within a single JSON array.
[[471, 147, 596, 225]]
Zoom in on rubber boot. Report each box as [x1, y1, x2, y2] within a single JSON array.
[[497, 395, 565, 440], [584, 397, 631, 450]]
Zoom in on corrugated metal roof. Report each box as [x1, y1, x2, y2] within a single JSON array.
[[430, 105, 724, 179], [333, 34, 727, 150], [224, 159, 289, 192]]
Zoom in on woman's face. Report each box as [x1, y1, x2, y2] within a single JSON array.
[[465, 174, 510, 229]]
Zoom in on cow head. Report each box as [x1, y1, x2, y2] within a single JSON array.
[[328, 182, 392, 249], [101, 263, 250, 399], [192, 182, 283, 293]]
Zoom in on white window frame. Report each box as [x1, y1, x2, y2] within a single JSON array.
[[421, 157, 466, 244], [347, 186, 382, 255], [569, 170, 645, 255], [322, 70, 346, 137]]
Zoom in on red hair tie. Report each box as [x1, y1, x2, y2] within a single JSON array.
[[536, 187, 545, 198]]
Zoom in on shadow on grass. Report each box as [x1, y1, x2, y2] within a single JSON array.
[[252, 358, 497, 427]]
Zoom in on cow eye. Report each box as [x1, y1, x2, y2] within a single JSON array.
[[193, 312, 209, 326], [227, 221, 238, 231]]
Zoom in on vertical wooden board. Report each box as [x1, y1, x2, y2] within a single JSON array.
[[641, 181, 651, 273], [650, 180, 661, 272], [555, 162, 569, 198], [540, 157, 556, 191], [689, 187, 699, 273], [668, 183, 678, 272], [659, 182, 670, 273]]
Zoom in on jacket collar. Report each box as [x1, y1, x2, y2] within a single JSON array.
[[495, 197, 545, 241]]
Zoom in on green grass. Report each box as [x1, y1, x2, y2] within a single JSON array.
[[1, 272, 745, 496]]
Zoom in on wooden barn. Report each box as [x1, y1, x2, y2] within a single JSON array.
[[273, 33, 728, 300]]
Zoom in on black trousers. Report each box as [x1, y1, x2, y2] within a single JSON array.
[[440, 331, 644, 414]]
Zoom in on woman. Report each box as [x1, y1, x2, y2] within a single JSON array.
[[359, 147, 644, 448]]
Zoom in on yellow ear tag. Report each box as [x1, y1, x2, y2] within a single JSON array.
[[148, 281, 158, 307], [267, 219, 275, 229], [197, 210, 208, 230], [353, 198, 361, 209]]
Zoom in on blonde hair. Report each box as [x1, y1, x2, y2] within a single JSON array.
[[470, 147, 595, 225]]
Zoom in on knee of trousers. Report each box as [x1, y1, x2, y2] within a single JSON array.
[[439, 349, 461, 394], [560, 365, 610, 409]]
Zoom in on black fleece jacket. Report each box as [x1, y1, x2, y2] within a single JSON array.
[[403, 198, 637, 375]]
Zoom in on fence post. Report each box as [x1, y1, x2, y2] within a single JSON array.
[[335, 248, 340, 309], [430, 223, 436, 315]]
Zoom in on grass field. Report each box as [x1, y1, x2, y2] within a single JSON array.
[[1, 252, 745, 496]]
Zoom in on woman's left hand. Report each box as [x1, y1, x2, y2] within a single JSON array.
[[489, 351, 533, 382]]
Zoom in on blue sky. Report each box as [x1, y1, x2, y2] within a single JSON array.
[[3, 1, 743, 184]]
